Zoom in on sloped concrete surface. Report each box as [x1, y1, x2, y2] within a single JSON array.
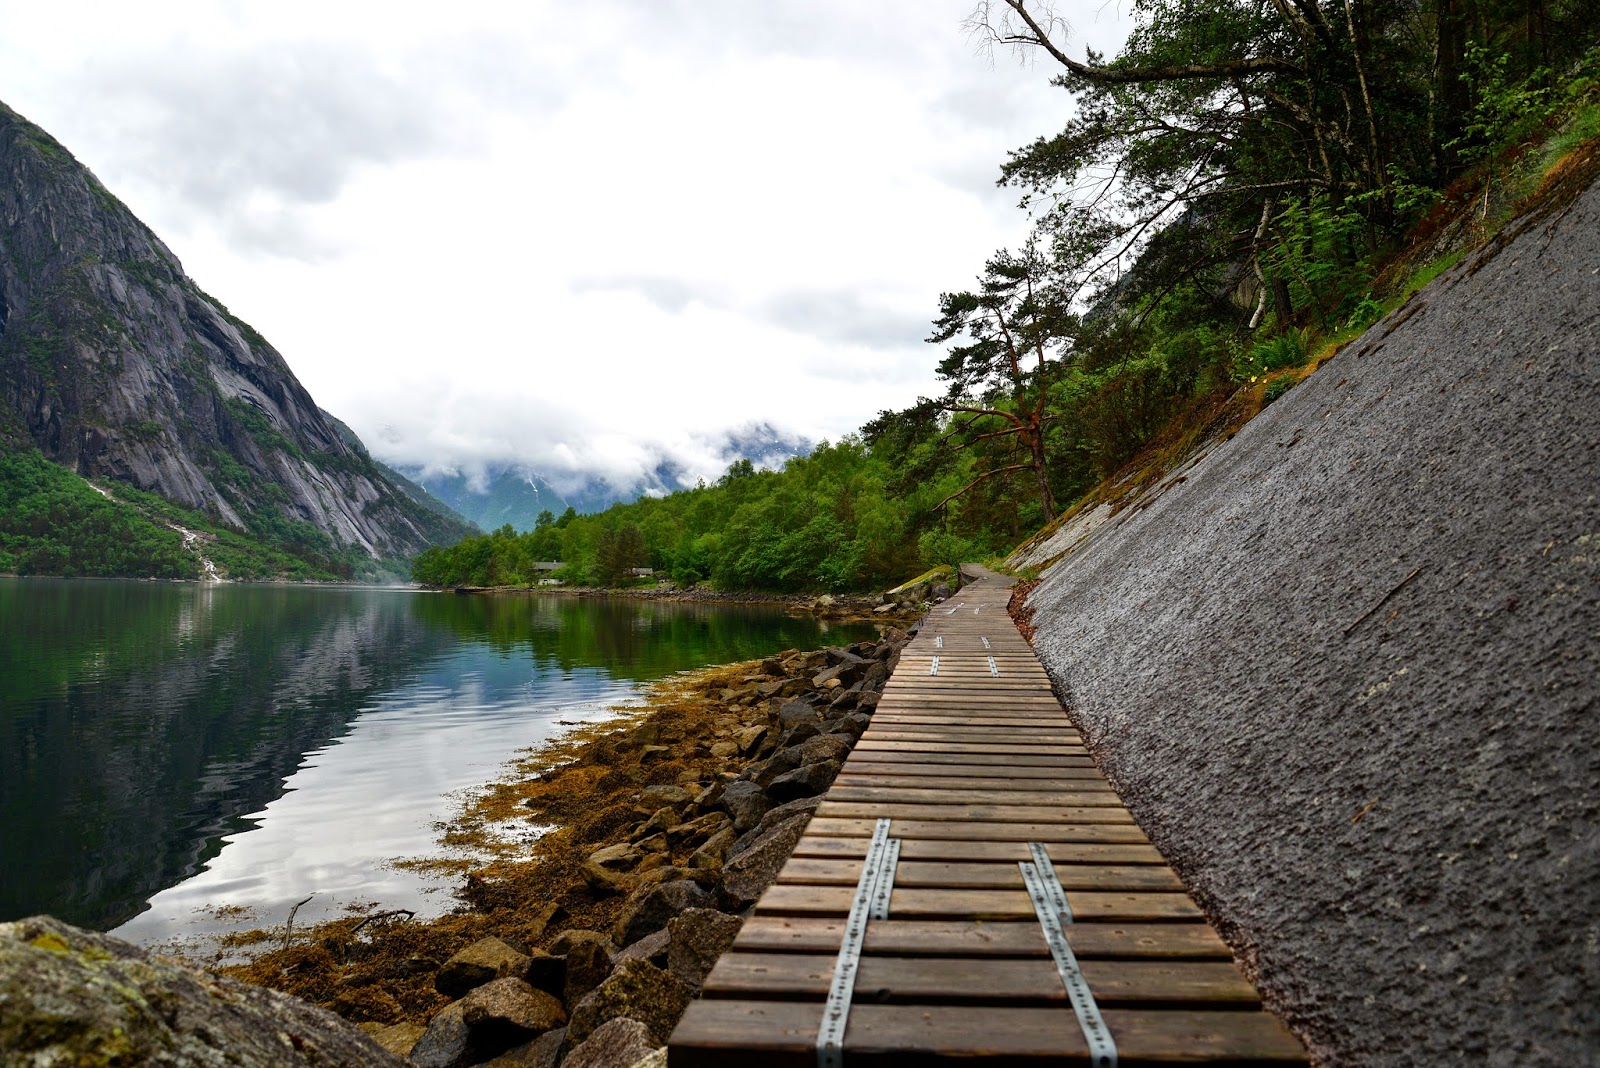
[[1027, 179, 1600, 1064]]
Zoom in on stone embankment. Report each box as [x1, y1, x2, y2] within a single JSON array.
[[381, 632, 909, 1067]]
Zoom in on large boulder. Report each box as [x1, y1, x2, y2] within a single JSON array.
[[720, 815, 812, 909], [566, 960, 692, 1045], [0, 916, 403, 1067], [435, 935, 533, 998], [666, 908, 744, 990], [613, 879, 711, 947], [765, 760, 839, 803], [562, 1018, 660, 1068], [719, 779, 769, 831]]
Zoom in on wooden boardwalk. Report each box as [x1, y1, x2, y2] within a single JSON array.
[[669, 574, 1306, 1066]]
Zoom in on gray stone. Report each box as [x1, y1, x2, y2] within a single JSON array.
[[410, 1002, 473, 1068], [368, 1021, 427, 1059], [750, 795, 823, 838], [735, 723, 768, 754], [561, 1018, 659, 1068], [459, 976, 566, 1038], [719, 778, 769, 831], [563, 938, 615, 1007], [775, 700, 821, 730], [639, 784, 693, 810], [613, 879, 711, 947], [614, 926, 671, 967], [550, 929, 616, 956], [747, 747, 801, 789], [524, 949, 565, 998], [567, 960, 693, 1045], [483, 1027, 566, 1067], [0, 916, 404, 1067], [436, 935, 532, 998], [666, 908, 744, 990], [796, 734, 852, 765], [688, 824, 736, 870], [765, 760, 839, 803], [720, 815, 812, 909]]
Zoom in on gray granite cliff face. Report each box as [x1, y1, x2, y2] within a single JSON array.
[[0, 101, 471, 557], [1022, 168, 1600, 1063]]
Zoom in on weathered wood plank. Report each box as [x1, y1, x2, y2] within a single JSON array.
[[776, 857, 1184, 891], [730, 915, 1232, 959], [789, 835, 1165, 865], [843, 751, 1096, 768], [832, 777, 1120, 793], [669, 1001, 1309, 1065], [833, 763, 1103, 781], [804, 817, 1152, 843], [824, 786, 1119, 807], [815, 802, 1137, 824], [851, 741, 1090, 756], [703, 953, 1260, 1007], [756, 884, 1204, 922]]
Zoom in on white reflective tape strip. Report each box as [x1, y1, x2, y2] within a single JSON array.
[[929, 656, 939, 676], [817, 818, 895, 1068], [1029, 841, 1072, 923], [981, 636, 991, 649], [1020, 860, 1117, 1068], [869, 838, 900, 921], [988, 655, 999, 677]]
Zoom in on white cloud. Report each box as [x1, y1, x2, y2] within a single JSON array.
[[0, 0, 1131, 489]]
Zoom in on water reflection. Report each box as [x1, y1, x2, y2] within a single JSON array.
[[0, 580, 873, 941]]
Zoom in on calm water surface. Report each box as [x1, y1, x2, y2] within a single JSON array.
[[0, 579, 875, 946]]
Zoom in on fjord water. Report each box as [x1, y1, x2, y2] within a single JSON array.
[[0, 579, 874, 944]]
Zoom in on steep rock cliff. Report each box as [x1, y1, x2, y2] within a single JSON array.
[[0, 101, 472, 559]]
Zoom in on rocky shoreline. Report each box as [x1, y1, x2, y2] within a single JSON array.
[[210, 624, 918, 1066], [432, 581, 910, 620]]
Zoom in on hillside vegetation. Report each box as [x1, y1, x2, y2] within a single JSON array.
[[417, 2, 1600, 592], [0, 447, 399, 581]]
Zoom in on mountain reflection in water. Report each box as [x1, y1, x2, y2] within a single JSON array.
[[0, 580, 875, 942]]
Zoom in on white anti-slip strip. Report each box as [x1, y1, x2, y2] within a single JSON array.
[[817, 818, 898, 1068], [1019, 842, 1117, 1068]]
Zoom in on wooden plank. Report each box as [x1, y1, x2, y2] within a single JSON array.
[[805, 818, 1152, 844], [790, 835, 1166, 866], [844, 751, 1096, 768], [730, 915, 1233, 959], [669, 1001, 1309, 1065], [851, 742, 1090, 756], [832, 767, 1107, 783], [776, 857, 1184, 892], [703, 953, 1260, 1007], [833, 773, 1111, 790], [815, 802, 1137, 824], [825, 786, 1118, 807], [756, 884, 1204, 922]]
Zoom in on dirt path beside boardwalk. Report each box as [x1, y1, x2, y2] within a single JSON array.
[[1023, 161, 1600, 1062]]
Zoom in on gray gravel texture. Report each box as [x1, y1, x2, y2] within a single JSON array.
[[1027, 178, 1600, 1065]]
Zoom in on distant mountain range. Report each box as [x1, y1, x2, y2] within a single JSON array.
[[0, 100, 477, 565], [398, 423, 813, 532]]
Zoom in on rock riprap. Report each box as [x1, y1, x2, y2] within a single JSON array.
[[0, 915, 404, 1066]]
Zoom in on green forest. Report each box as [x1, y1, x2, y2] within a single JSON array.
[[415, 1, 1600, 592]]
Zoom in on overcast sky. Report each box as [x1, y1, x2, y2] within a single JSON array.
[[0, 1, 1131, 492]]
